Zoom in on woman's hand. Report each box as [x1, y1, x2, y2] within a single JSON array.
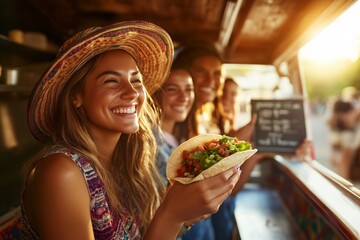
[[164, 165, 241, 220], [295, 139, 313, 160], [145, 165, 241, 240]]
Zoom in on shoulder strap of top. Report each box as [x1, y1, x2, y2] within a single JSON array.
[[47, 146, 103, 199]]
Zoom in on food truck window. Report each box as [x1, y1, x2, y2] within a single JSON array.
[[222, 64, 302, 125]]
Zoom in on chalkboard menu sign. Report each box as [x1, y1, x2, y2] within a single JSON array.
[[251, 99, 307, 153]]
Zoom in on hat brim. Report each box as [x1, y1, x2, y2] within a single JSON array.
[[28, 21, 174, 143]]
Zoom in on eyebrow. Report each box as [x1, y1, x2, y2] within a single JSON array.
[[96, 70, 140, 79]]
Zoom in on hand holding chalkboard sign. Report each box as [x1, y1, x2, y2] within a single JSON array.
[[251, 99, 307, 153]]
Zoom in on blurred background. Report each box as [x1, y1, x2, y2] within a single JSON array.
[[300, 1, 360, 178]]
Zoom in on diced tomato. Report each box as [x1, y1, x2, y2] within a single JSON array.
[[218, 148, 225, 156], [194, 162, 202, 172], [177, 166, 187, 177], [182, 150, 190, 160], [233, 137, 239, 143], [196, 145, 206, 151], [206, 139, 218, 147], [219, 143, 227, 149], [186, 160, 193, 167], [208, 141, 218, 148], [223, 150, 230, 157]]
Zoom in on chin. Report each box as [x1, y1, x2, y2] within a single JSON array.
[[198, 95, 215, 105], [174, 115, 187, 122], [120, 126, 140, 134]]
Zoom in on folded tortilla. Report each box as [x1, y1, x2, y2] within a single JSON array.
[[166, 133, 258, 184]]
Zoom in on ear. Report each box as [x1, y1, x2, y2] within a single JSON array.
[[72, 93, 82, 108]]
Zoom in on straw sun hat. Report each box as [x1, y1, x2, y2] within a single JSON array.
[[28, 20, 174, 143]]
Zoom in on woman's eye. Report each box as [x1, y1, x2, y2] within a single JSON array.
[[186, 87, 194, 92], [131, 78, 143, 86], [193, 69, 207, 78], [104, 78, 118, 84], [164, 87, 177, 93]]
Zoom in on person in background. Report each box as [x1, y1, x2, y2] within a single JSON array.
[[175, 44, 256, 142], [327, 99, 360, 179], [214, 77, 242, 134], [174, 44, 258, 240], [152, 63, 195, 182], [175, 43, 314, 240], [152, 61, 217, 240], [20, 21, 242, 240], [341, 86, 360, 109]]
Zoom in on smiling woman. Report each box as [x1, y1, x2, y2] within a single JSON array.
[[18, 20, 243, 240], [1, 0, 360, 239]]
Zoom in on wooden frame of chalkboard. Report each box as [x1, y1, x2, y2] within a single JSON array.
[[251, 99, 307, 153]]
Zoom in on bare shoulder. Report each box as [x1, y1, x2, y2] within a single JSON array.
[[27, 153, 88, 198], [25, 153, 93, 238]]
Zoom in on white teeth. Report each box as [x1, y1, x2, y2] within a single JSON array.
[[200, 87, 213, 93], [173, 106, 187, 111], [112, 106, 136, 114]]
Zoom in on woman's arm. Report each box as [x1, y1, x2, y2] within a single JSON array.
[[231, 153, 266, 195], [228, 114, 257, 142], [144, 165, 241, 239], [24, 153, 94, 240]]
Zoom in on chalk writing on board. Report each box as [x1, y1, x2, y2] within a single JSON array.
[[251, 99, 306, 153]]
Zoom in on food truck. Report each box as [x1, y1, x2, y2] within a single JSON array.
[[1, 0, 359, 239]]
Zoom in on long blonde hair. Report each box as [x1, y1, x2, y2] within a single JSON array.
[[26, 52, 165, 231]]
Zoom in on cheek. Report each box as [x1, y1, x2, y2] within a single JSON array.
[[186, 93, 195, 109], [215, 79, 221, 89], [137, 88, 146, 109], [162, 93, 172, 104], [163, 93, 180, 104], [189, 93, 195, 106], [194, 77, 206, 88], [85, 89, 112, 107], [162, 95, 174, 113], [222, 94, 230, 102]]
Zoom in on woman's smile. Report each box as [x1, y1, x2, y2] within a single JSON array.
[[111, 105, 137, 114]]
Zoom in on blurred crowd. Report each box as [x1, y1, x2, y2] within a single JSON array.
[[326, 86, 360, 180]]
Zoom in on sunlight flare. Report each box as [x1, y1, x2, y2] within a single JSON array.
[[300, 2, 360, 62]]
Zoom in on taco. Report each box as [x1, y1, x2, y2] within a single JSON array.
[[166, 134, 257, 184]]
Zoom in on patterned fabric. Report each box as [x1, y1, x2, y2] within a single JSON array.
[[0, 221, 21, 240], [0, 208, 21, 240], [20, 146, 141, 240]]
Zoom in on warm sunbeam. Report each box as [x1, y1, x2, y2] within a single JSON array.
[[300, 1, 360, 62]]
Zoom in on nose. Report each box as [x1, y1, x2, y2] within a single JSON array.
[[208, 73, 221, 89], [222, 92, 229, 101], [178, 90, 190, 102], [203, 72, 216, 86], [120, 82, 139, 100]]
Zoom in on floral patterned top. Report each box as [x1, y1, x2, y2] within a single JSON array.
[[20, 145, 141, 240]]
